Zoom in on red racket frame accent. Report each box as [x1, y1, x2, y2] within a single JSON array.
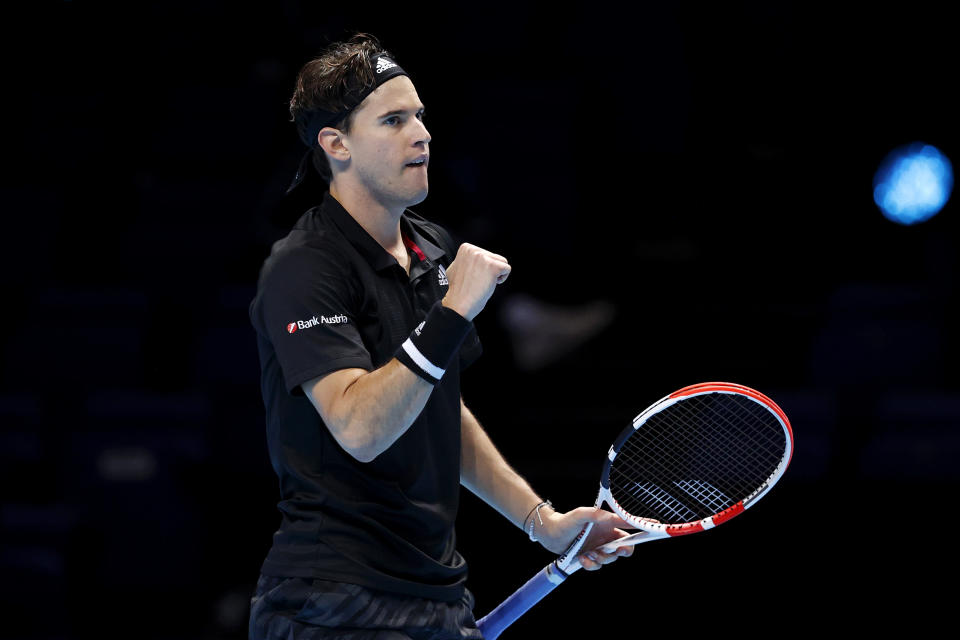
[[665, 522, 705, 536], [711, 501, 746, 526], [664, 500, 748, 536]]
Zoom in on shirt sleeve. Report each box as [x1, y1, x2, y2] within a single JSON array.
[[253, 244, 373, 395]]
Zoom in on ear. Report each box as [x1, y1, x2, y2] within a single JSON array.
[[317, 127, 350, 163]]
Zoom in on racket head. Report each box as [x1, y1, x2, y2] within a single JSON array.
[[600, 382, 792, 537]]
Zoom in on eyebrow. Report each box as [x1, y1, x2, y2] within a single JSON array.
[[376, 105, 425, 119]]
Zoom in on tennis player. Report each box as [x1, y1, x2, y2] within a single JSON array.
[[248, 34, 632, 639]]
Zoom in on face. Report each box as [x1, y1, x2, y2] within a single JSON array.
[[340, 76, 431, 209]]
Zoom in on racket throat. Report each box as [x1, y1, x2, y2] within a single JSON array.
[[556, 520, 596, 573]]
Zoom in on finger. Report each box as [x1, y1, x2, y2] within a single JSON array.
[[605, 516, 635, 530], [487, 257, 511, 274], [568, 506, 605, 525], [581, 549, 619, 568], [583, 508, 634, 531], [567, 508, 628, 545], [596, 529, 649, 554], [579, 552, 602, 571], [492, 261, 511, 274], [593, 549, 624, 565], [600, 542, 635, 557]]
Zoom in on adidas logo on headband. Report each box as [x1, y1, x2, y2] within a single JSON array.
[[375, 57, 398, 74]]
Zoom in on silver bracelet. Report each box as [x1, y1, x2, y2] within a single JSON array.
[[525, 500, 553, 542]]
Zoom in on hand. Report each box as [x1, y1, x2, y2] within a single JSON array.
[[441, 243, 511, 321], [537, 506, 634, 571]]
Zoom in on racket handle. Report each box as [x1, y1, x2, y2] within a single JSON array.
[[476, 562, 569, 640]]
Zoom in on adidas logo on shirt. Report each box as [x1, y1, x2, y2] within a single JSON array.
[[376, 57, 398, 74], [438, 265, 449, 287]]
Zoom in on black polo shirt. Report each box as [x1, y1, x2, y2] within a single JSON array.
[[249, 192, 481, 602]]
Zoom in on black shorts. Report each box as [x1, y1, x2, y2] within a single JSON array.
[[248, 574, 484, 640]]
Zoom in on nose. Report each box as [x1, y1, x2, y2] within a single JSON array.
[[413, 117, 431, 147]]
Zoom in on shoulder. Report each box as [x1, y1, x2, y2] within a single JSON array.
[[256, 213, 355, 292]]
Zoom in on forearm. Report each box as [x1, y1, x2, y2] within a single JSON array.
[[305, 299, 476, 462], [458, 399, 635, 568], [460, 400, 550, 530], [317, 360, 435, 462]]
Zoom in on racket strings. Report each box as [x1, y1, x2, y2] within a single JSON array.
[[613, 411, 765, 511], [653, 395, 784, 488], [617, 395, 783, 517], [626, 399, 780, 510], [652, 397, 783, 487], [609, 393, 786, 524], [612, 439, 752, 520]]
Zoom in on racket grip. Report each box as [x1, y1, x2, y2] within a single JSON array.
[[476, 562, 568, 640]]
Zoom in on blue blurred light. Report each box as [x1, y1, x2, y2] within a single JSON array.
[[873, 143, 953, 225]]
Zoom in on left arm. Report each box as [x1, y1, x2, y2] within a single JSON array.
[[459, 398, 633, 570]]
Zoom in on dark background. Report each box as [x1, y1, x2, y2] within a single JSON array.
[[3, 1, 957, 637]]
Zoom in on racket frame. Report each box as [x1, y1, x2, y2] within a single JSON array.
[[478, 382, 793, 639], [555, 381, 793, 574]]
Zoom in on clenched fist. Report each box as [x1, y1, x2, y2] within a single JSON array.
[[441, 243, 511, 322]]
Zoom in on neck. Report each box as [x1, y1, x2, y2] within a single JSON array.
[[328, 179, 405, 252]]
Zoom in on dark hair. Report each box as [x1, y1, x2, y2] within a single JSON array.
[[289, 33, 394, 182]]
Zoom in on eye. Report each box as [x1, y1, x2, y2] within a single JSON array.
[[384, 116, 400, 126]]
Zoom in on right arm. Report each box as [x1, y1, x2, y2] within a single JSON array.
[[302, 242, 510, 463], [302, 362, 432, 463]]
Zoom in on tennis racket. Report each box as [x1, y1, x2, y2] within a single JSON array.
[[476, 381, 793, 639]]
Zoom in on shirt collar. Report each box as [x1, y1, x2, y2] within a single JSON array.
[[400, 216, 446, 264], [319, 192, 446, 271]]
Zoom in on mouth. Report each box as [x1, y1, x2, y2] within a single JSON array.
[[405, 155, 428, 169]]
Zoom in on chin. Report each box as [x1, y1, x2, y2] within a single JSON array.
[[406, 186, 429, 207]]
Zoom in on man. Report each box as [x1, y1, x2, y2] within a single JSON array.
[[248, 34, 632, 639]]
